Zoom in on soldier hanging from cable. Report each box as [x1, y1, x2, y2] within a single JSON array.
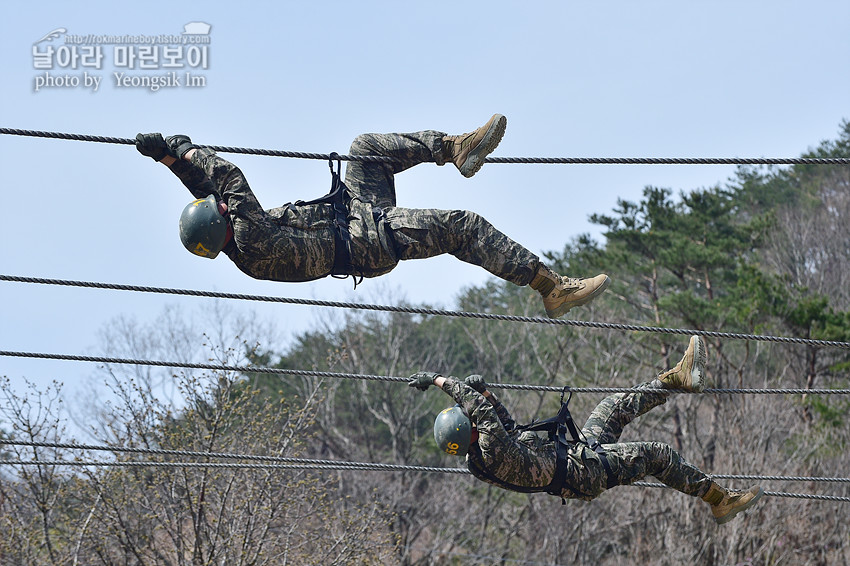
[[135, 115, 608, 318], [409, 335, 765, 524]]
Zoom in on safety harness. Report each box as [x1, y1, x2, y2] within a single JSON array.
[[467, 388, 617, 504], [293, 153, 362, 287]]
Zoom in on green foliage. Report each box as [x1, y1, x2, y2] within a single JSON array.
[[806, 397, 850, 431], [6, 122, 850, 565], [585, 184, 770, 328], [195, 120, 850, 561]]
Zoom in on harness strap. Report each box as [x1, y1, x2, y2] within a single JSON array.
[[590, 441, 617, 489], [293, 153, 362, 288], [469, 387, 619, 500], [522, 387, 618, 497], [546, 439, 571, 504], [467, 457, 548, 495]]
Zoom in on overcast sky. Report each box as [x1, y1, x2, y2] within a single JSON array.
[[2, 1, 849, 415]]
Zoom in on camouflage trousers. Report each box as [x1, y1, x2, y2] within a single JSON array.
[[343, 131, 541, 286], [578, 383, 712, 499]]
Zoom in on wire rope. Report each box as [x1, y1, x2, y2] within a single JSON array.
[[3, 128, 848, 521], [4, 440, 848, 484], [1, 457, 845, 502], [632, 481, 849, 502], [2, 349, 848, 395], [4, 275, 850, 350], [3, 127, 849, 165]]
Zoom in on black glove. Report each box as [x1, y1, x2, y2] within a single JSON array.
[[165, 134, 197, 158], [464, 374, 487, 393], [135, 132, 170, 161], [408, 371, 440, 391]]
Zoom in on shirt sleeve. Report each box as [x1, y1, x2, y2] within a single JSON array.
[[168, 155, 217, 200], [439, 377, 510, 444], [487, 391, 517, 432], [186, 148, 265, 218]]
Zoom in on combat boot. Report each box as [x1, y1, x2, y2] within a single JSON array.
[[442, 114, 507, 178], [657, 335, 707, 392], [529, 264, 609, 318], [701, 482, 764, 524]]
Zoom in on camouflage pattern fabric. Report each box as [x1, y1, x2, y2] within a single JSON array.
[[168, 131, 540, 285], [170, 149, 337, 282], [581, 383, 712, 499], [440, 377, 712, 501]]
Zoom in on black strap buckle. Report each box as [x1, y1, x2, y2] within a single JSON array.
[[328, 153, 363, 289], [328, 152, 342, 188], [293, 153, 362, 288]]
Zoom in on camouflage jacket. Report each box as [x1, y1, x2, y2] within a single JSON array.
[[440, 377, 606, 501], [169, 149, 399, 282]]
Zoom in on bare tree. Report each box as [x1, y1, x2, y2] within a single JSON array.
[[0, 305, 398, 566]]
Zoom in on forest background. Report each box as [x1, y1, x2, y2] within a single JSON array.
[[2, 123, 849, 566]]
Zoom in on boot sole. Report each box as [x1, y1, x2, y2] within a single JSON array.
[[460, 114, 507, 178], [714, 487, 764, 525], [545, 275, 610, 318], [689, 336, 707, 392]]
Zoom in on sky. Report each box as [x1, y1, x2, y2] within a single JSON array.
[[2, 1, 849, 416]]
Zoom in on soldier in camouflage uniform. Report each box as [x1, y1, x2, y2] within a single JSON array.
[[135, 115, 609, 318], [409, 336, 765, 524]]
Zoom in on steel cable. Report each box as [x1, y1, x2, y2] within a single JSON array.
[[4, 274, 850, 350], [632, 482, 849, 502], [3, 127, 850, 165], [3, 128, 848, 509], [5, 440, 849, 484], [1, 458, 845, 502], [2, 349, 849, 395]]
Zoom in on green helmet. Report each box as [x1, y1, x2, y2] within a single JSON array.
[[434, 405, 472, 457], [179, 194, 228, 259]]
